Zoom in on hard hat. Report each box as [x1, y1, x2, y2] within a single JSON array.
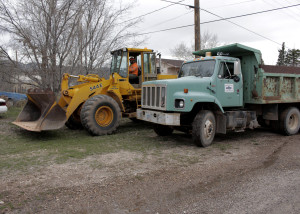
[[129, 57, 135, 61]]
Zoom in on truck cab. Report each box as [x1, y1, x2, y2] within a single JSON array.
[[178, 55, 244, 108]]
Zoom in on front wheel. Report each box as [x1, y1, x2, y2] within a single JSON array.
[[80, 95, 121, 136], [280, 107, 300, 135], [192, 110, 216, 147]]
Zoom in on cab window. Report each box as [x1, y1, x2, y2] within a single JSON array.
[[218, 62, 234, 79]]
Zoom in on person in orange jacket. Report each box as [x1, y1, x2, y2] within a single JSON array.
[[129, 57, 139, 83]]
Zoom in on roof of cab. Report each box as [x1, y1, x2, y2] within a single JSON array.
[[193, 43, 262, 64], [111, 48, 153, 53], [193, 43, 261, 57], [183, 56, 237, 64]]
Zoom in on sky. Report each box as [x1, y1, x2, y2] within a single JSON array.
[[125, 0, 300, 65]]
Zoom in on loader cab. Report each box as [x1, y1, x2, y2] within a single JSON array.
[[110, 48, 157, 88]]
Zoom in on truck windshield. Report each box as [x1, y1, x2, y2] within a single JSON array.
[[179, 60, 216, 77], [110, 50, 128, 78]]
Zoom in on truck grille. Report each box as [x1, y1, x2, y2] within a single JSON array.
[[142, 85, 167, 110]]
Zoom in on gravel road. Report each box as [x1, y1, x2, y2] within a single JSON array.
[[0, 128, 299, 214]]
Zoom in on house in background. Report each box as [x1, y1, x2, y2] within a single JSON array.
[[157, 58, 183, 75], [12, 75, 39, 93]]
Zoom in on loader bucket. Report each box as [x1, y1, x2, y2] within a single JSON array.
[[12, 89, 67, 132]]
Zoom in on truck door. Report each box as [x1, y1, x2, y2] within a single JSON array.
[[216, 61, 243, 107]]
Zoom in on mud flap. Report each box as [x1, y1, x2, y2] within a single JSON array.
[[12, 89, 67, 132]]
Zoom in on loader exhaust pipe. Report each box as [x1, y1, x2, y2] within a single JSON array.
[[13, 88, 67, 132]]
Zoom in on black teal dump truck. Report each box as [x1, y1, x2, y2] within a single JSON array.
[[137, 43, 300, 147]]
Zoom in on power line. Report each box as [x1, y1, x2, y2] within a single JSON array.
[[262, 0, 300, 23], [138, 1, 251, 34], [280, 0, 300, 12], [137, 3, 300, 36], [120, 0, 186, 24], [144, 11, 193, 30], [208, 0, 256, 9], [149, 1, 300, 46]]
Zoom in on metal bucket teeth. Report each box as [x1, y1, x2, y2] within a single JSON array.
[[13, 89, 67, 132]]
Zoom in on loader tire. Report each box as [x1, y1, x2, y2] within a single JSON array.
[[80, 95, 121, 136], [65, 114, 83, 130]]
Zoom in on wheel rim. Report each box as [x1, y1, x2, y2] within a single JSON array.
[[204, 119, 214, 139], [95, 106, 113, 127], [288, 113, 299, 131]]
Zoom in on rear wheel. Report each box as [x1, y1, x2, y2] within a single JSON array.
[[154, 124, 174, 136], [279, 107, 300, 135], [192, 110, 216, 147], [80, 95, 121, 136]]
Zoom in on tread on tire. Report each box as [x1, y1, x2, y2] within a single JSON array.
[[80, 95, 121, 136]]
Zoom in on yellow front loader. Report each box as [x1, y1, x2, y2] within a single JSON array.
[[13, 48, 177, 135]]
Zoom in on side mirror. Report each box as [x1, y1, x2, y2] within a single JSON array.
[[233, 76, 240, 82]]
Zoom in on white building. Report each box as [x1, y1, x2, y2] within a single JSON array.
[[157, 59, 184, 75]]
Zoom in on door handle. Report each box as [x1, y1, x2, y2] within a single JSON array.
[[206, 86, 215, 94]]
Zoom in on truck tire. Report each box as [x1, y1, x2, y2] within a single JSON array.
[[279, 107, 300, 135], [192, 110, 216, 147], [65, 114, 83, 130], [80, 95, 121, 136], [154, 124, 174, 136]]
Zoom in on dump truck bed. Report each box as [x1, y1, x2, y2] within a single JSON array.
[[251, 65, 300, 104]]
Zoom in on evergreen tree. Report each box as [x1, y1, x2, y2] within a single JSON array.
[[285, 49, 300, 67], [276, 42, 286, 66]]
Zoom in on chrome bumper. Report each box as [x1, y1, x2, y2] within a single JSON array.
[[136, 109, 180, 126]]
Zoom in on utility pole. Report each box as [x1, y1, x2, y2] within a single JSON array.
[[194, 0, 200, 58]]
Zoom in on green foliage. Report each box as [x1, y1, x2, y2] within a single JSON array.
[[2, 107, 21, 119], [276, 42, 300, 67], [276, 42, 286, 66], [285, 49, 300, 67]]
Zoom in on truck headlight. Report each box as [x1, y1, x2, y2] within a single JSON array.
[[179, 100, 184, 108], [175, 99, 185, 108]]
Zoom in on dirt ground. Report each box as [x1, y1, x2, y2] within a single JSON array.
[[0, 118, 300, 214]]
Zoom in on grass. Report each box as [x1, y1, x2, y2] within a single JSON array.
[[169, 153, 200, 165], [0, 201, 14, 211], [212, 142, 232, 151], [0, 106, 21, 119], [0, 107, 195, 172], [2, 107, 238, 173]]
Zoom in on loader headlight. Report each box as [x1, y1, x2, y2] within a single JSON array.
[[175, 99, 185, 108]]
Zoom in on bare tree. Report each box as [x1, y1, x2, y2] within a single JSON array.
[[170, 31, 221, 60], [0, 0, 141, 93]]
